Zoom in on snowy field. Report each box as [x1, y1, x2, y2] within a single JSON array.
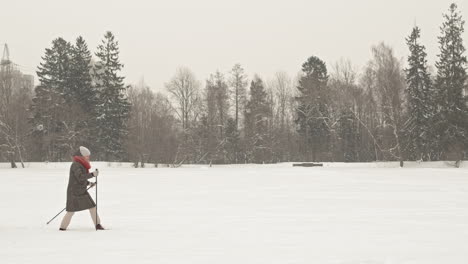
[[1, 163, 468, 264]]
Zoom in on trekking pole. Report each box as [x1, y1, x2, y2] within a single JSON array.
[[95, 169, 98, 230], [46, 184, 95, 225]]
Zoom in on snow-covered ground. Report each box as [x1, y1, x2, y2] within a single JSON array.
[[1, 163, 468, 264]]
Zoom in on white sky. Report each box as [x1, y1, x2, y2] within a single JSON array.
[[1, 0, 466, 92]]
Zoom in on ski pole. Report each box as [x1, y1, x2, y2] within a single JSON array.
[[46, 184, 95, 225], [95, 169, 98, 231]]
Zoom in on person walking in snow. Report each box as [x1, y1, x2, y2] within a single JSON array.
[[59, 146, 104, 231]]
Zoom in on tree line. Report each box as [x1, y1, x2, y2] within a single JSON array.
[[0, 3, 467, 167]]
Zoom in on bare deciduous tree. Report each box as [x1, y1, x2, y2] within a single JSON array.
[[165, 67, 201, 130], [267, 71, 295, 161], [0, 55, 33, 168], [366, 43, 406, 166], [127, 82, 179, 167]]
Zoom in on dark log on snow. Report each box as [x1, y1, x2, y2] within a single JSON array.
[[292, 163, 323, 167]]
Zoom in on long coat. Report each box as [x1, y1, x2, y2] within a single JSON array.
[[66, 161, 96, 212]]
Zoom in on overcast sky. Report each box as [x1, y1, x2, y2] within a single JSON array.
[[1, 0, 466, 91]]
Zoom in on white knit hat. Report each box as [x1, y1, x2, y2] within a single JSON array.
[[79, 146, 91, 156]]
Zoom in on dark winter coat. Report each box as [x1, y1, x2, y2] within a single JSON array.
[[66, 161, 95, 212]]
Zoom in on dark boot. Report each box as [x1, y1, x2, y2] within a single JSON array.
[[95, 224, 105, 230], [59, 228, 66, 231]]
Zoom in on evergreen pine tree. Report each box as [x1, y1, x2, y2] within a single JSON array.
[[69, 36, 98, 145], [206, 71, 229, 139], [31, 38, 74, 161], [405, 26, 433, 161], [244, 76, 272, 163], [229, 64, 248, 129], [295, 56, 330, 161], [93, 31, 130, 161], [434, 3, 468, 159], [224, 117, 241, 163], [71, 36, 96, 111], [337, 108, 358, 162]]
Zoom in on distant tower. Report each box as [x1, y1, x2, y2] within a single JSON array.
[[0, 43, 14, 105], [0, 44, 34, 90], [1, 43, 11, 66]]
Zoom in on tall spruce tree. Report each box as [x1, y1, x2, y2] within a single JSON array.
[[229, 64, 248, 129], [405, 26, 433, 161], [434, 3, 468, 159], [71, 36, 96, 112], [207, 71, 229, 138], [244, 76, 272, 163], [337, 108, 358, 162], [93, 31, 130, 161], [204, 71, 230, 162], [295, 56, 330, 161], [69, 36, 98, 146], [31, 38, 74, 161], [224, 117, 241, 163]]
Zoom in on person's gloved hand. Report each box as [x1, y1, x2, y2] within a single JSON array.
[[91, 169, 99, 177]]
